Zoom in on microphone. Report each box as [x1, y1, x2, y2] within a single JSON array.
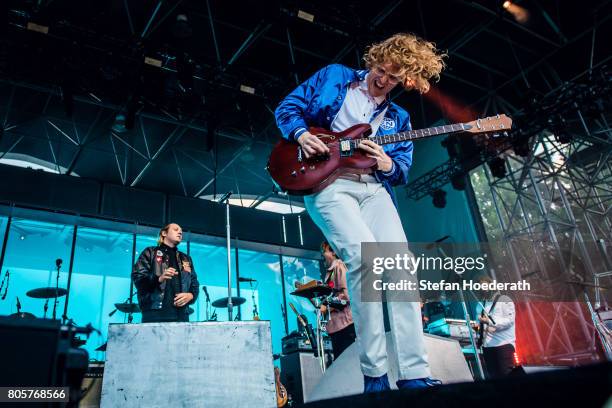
[[202, 286, 210, 302], [238, 277, 256, 283], [56, 259, 63, 269]]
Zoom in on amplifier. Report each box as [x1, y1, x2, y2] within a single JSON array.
[[282, 332, 332, 355], [80, 362, 104, 408], [280, 352, 332, 405]]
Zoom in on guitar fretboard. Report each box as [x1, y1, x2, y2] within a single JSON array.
[[349, 122, 471, 148]]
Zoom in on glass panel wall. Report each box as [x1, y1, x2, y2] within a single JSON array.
[[0, 209, 322, 362], [190, 241, 236, 322], [0, 218, 73, 320], [238, 249, 285, 355], [69, 227, 134, 360]]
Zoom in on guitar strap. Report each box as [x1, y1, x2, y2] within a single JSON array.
[[488, 293, 501, 315], [369, 106, 389, 137], [485, 293, 501, 326]]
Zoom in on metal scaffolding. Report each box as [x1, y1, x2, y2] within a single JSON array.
[[476, 111, 611, 363]]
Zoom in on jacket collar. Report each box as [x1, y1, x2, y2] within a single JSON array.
[[355, 69, 368, 81]]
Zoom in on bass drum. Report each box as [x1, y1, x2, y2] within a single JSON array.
[[9, 312, 36, 319]]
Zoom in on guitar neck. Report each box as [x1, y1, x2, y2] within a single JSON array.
[[355, 122, 472, 147]]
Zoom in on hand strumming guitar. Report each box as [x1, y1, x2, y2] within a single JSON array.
[[297, 132, 329, 158]]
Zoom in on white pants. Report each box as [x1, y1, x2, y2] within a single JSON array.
[[304, 177, 431, 379]]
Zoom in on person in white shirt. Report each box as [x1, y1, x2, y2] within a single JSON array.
[[474, 281, 517, 379]]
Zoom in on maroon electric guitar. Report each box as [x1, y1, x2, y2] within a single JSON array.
[[267, 114, 512, 195]]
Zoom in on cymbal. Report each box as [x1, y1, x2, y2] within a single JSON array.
[[291, 284, 333, 300], [26, 287, 68, 299], [9, 311, 35, 319], [114, 302, 141, 313], [212, 296, 246, 308]]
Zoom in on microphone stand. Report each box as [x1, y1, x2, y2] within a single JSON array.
[[218, 191, 234, 321], [432, 242, 485, 380], [52, 262, 61, 321], [108, 290, 137, 323], [249, 280, 259, 319], [202, 286, 211, 321]]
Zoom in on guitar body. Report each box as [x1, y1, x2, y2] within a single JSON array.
[[274, 367, 288, 407], [267, 124, 377, 195]]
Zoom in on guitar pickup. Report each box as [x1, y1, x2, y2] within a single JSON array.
[[339, 139, 353, 157]]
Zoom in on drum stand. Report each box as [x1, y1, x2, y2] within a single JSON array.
[[311, 296, 329, 373], [290, 283, 333, 373]]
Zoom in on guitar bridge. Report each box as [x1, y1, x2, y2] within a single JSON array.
[[339, 139, 353, 157]]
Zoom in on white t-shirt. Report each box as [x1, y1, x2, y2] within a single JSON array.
[[331, 74, 385, 134], [478, 294, 516, 348]]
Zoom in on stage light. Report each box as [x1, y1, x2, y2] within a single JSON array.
[[297, 10, 315, 23], [239, 84, 256, 95], [451, 174, 467, 191], [441, 136, 459, 159], [488, 157, 507, 179], [432, 189, 447, 209], [111, 113, 128, 134], [548, 116, 573, 144], [144, 56, 163, 68], [26, 22, 49, 34], [555, 132, 573, 144], [513, 351, 520, 366], [502, 1, 530, 24], [512, 135, 532, 157]]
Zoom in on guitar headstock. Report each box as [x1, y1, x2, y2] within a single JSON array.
[[464, 114, 512, 135]]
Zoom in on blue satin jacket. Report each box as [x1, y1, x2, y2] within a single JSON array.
[[274, 64, 414, 203]]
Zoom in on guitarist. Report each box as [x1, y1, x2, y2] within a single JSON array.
[[275, 33, 445, 393], [472, 277, 517, 379]]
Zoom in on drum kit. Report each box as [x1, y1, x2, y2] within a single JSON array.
[[8, 286, 68, 320]]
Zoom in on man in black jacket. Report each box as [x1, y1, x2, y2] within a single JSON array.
[[132, 223, 199, 323]]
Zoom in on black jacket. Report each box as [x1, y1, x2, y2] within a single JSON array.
[[132, 246, 199, 312]]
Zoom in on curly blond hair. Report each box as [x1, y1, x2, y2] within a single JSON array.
[[363, 33, 446, 94]]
